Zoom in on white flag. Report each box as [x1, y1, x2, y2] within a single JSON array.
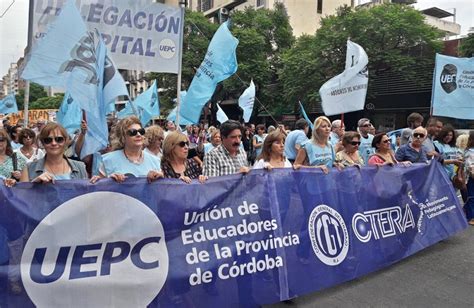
[[319, 40, 369, 116], [238, 80, 256, 123], [216, 103, 229, 123]]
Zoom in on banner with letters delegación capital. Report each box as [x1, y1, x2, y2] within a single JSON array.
[[0, 162, 467, 307]]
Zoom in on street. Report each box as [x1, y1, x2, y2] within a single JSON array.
[[269, 226, 473, 307]]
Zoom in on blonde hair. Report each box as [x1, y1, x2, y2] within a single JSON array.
[[144, 125, 164, 147], [161, 131, 189, 166], [110, 116, 142, 150], [456, 134, 469, 151], [311, 116, 331, 143]]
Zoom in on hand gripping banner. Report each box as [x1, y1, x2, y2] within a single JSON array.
[[0, 162, 467, 307]]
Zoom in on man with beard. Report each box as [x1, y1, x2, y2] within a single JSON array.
[[203, 120, 249, 177]]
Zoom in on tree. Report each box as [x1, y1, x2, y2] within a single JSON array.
[[29, 93, 64, 109], [15, 82, 48, 110], [459, 33, 474, 57], [280, 4, 443, 110]]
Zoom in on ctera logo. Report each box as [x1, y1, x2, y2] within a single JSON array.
[[21, 192, 169, 307], [308, 205, 349, 266], [440, 64, 457, 94]]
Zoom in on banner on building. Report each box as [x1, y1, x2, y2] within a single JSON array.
[[31, 0, 183, 73], [0, 162, 467, 307], [432, 54, 474, 120]]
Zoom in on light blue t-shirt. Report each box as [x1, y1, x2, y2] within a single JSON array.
[[434, 141, 460, 179], [302, 140, 335, 167], [54, 173, 72, 180], [204, 143, 217, 154], [285, 130, 308, 160], [254, 134, 265, 157], [329, 132, 340, 147], [101, 150, 161, 177], [359, 134, 375, 165]]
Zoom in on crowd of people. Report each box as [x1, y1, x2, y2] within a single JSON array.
[[1, 113, 473, 228]]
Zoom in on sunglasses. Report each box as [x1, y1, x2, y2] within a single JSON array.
[[361, 123, 372, 128], [24, 135, 33, 140], [43, 136, 65, 145], [382, 139, 391, 144], [177, 141, 189, 147], [350, 141, 361, 146], [127, 128, 145, 137], [413, 133, 425, 139]]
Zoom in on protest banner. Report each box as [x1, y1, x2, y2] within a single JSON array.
[[31, 0, 183, 73], [8, 109, 57, 125], [431, 54, 474, 119], [0, 162, 467, 306]]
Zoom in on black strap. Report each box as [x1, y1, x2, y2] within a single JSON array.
[[12, 152, 18, 171]]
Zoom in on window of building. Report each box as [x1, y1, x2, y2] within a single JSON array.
[[317, 0, 323, 14], [256, 0, 265, 8], [198, 0, 213, 12]]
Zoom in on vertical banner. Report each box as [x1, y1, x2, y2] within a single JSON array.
[[31, 0, 183, 73], [0, 162, 467, 307], [432, 54, 474, 119]]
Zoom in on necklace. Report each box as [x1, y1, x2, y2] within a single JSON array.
[[123, 149, 143, 164], [46, 159, 66, 176]]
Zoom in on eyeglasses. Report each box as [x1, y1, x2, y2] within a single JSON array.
[[177, 141, 189, 147], [127, 128, 145, 137], [350, 141, 361, 146], [43, 136, 65, 145], [361, 123, 372, 128], [413, 133, 425, 139], [382, 139, 391, 144], [24, 135, 33, 140]]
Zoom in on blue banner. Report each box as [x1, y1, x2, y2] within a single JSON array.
[[0, 162, 467, 307], [432, 54, 474, 119], [56, 93, 82, 135], [299, 101, 314, 130]]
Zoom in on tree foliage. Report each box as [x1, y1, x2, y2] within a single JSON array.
[[459, 33, 474, 57], [15, 83, 48, 110], [29, 93, 64, 109], [280, 4, 443, 110]]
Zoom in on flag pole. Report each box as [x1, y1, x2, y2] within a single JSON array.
[[175, 5, 186, 127], [23, 81, 30, 127]]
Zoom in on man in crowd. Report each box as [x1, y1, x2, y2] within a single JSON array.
[[358, 118, 375, 164], [329, 119, 345, 148], [400, 112, 424, 145], [203, 120, 249, 177], [164, 120, 177, 138], [284, 119, 309, 163], [424, 117, 443, 158]]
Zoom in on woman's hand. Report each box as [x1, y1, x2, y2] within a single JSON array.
[[319, 165, 329, 174], [89, 175, 102, 184], [32, 172, 55, 184], [109, 173, 127, 183], [4, 178, 16, 187], [179, 175, 192, 184], [264, 162, 273, 171], [198, 175, 208, 184], [11, 171, 21, 180], [293, 164, 302, 170], [147, 170, 164, 183], [239, 166, 250, 174]]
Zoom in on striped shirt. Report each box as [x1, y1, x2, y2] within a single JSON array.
[[203, 145, 248, 177]]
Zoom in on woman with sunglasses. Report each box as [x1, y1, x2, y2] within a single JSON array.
[[160, 131, 207, 183], [15, 128, 44, 164], [144, 125, 164, 159], [20, 123, 87, 183], [100, 116, 163, 183], [434, 125, 463, 180], [368, 133, 399, 166], [0, 129, 27, 186], [335, 131, 364, 168], [294, 116, 335, 174]]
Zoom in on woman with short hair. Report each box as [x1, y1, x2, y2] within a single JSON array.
[[294, 116, 335, 174], [161, 131, 206, 183], [99, 116, 163, 183], [369, 133, 398, 166], [20, 123, 87, 183], [144, 125, 164, 159], [16, 128, 44, 163], [253, 124, 266, 158], [335, 131, 364, 168]]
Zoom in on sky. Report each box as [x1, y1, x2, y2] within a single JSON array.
[[0, 0, 473, 78]]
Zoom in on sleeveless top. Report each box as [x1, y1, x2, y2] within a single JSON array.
[[302, 140, 335, 167]]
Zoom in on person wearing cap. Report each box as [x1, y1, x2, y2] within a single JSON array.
[[357, 118, 375, 165], [284, 119, 309, 164]]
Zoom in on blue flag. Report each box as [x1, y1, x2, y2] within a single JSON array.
[[238, 80, 255, 123], [298, 101, 314, 130], [103, 54, 129, 109], [432, 54, 474, 119], [134, 80, 159, 126], [117, 101, 135, 119], [56, 93, 81, 135], [179, 21, 238, 124], [0, 94, 18, 114]]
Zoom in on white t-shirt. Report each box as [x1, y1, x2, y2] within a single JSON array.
[[253, 158, 292, 169]]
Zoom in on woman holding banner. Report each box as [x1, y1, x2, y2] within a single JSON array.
[[294, 116, 335, 174], [99, 116, 163, 183], [335, 131, 365, 168], [20, 123, 87, 183], [0, 129, 27, 186], [160, 131, 207, 183], [253, 130, 292, 169]]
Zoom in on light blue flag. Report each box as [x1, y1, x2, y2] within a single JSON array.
[[432, 54, 474, 119], [103, 53, 129, 110], [299, 101, 314, 130], [21, 0, 100, 113], [238, 80, 255, 123], [56, 93, 81, 135], [0, 94, 18, 114], [216, 103, 229, 123], [117, 101, 135, 119], [133, 80, 159, 126], [180, 21, 238, 124], [167, 91, 194, 125]]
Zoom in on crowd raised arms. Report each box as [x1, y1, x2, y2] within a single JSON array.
[[0, 113, 473, 225]]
